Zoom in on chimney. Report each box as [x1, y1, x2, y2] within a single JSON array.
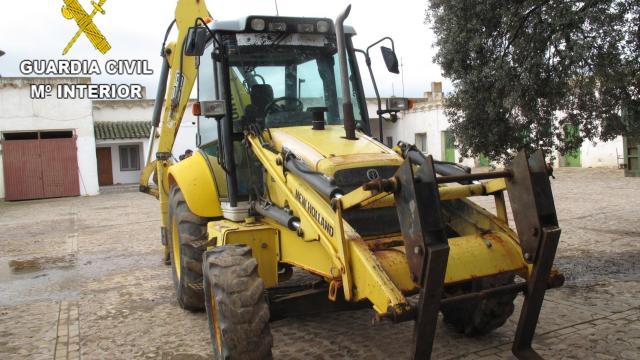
[[431, 82, 442, 94]]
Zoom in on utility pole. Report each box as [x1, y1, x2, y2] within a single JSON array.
[[274, 0, 279, 15], [401, 57, 405, 99], [0, 50, 5, 77]]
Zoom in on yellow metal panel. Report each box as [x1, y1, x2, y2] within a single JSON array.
[[446, 232, 527, 283], [373, 249, 418, 293], [269, 126, 401, 173], [439, 183, 486, 200], [349, 239, 408, 314], [168, 151, 222, 217], [207, 220, 280, 288], [384, 232, 527, 285], [484, 177, 507, 194], [274, 220, 333, 279]]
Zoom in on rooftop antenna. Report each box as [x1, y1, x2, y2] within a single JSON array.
[[274, 0, 279, 15]]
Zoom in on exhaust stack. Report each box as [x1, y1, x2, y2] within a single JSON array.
[[335, 5, 357, 140]]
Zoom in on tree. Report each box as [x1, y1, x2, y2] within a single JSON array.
[[426, 0, 640, 161]]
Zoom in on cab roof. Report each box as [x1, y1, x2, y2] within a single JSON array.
[[208, 16, 356, 35]]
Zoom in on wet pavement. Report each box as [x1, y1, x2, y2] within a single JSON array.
[[0, 167, 638, 359]]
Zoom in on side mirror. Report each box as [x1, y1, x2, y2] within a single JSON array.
[[381, 46, 399, 74], [184, 26, 210, 56]]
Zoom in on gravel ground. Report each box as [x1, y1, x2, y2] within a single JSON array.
[[0, 167, 638, 359]]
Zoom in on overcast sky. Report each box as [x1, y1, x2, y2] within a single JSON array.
[[0, 0, 449, 98]]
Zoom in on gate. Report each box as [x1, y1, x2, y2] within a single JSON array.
[[2, 137, 80, 200]]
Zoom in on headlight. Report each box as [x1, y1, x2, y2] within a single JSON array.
[[269, 22, 287, 32], [250, 18, 265, 31], [316, 20, 330, 33]]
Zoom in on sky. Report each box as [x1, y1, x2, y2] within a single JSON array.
[[0, 0, 449, 99]]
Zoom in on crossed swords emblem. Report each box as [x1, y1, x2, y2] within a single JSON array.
[[61, 0, 111, 55]]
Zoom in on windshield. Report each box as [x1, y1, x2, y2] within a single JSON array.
[[224, 33, 364, 131]]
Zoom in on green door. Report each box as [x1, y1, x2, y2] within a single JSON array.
[[479, 154, 490, 167], [564, 150, 581, 167], [442, 131, 456, 162], [563, 125, 581, 167]]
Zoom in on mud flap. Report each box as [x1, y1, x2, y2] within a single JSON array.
[[394, 156, 449, 360]]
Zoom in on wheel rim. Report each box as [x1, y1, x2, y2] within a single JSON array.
[[171, 215, 181, 278], [209, 285, 223, 356]]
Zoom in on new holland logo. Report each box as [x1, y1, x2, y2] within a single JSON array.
[[61, 0, 112, 55], [366, 168, 380, 180]]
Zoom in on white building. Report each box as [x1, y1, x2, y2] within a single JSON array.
[[92, 100, 197, 186], [369, 82, 624, 169], [0, 77, 197, 200]]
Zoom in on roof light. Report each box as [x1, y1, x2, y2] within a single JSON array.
[[250, 18, 266, 31], [269, 22, 287, 32], [316, 20, 330, 33], [297, 23, 314, 33]]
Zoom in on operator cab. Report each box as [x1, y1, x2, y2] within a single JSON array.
[[189, 16, 371, 211], [197, 16, 367, 132]]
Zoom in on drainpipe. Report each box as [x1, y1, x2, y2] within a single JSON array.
[[335, 5, 357, 140]]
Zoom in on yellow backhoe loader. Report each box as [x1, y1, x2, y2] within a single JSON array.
[[140, 1, 564, 358]]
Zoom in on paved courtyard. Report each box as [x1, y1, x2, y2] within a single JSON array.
[[0, 168, 638, 359]]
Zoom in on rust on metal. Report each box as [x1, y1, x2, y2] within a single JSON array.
[[362, 177, 398, 195]]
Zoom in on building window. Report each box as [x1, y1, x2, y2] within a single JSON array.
[[415, 133, 427, 153], [119, 145, 140, 171], [385, 136, 394, 148]]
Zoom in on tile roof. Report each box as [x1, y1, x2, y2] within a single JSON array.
[[94, 121, 151, 140]]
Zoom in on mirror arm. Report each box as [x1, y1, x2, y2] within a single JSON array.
[[355, 49, 383, 142], [193, 18, 222, 48], [365, 36, 395, 61]]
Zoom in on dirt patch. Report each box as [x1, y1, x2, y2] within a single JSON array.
[[8, 254, 76, 274]]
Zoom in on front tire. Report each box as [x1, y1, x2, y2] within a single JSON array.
[[441, 273, 517, 336], [203, 245, 273, 360], [168, 185, 208, 311]]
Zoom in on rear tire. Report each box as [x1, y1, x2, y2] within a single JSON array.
[[168, 185, 208, 311], [441, 273, 517, 336], [203, 245, 273, 360]]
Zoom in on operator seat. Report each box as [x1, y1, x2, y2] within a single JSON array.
[[250, 84, 274, 120]]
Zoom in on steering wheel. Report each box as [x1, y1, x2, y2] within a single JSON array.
[[265, 97, 304, 115]]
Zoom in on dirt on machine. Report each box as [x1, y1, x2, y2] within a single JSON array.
[[139, 1, 565, 359]]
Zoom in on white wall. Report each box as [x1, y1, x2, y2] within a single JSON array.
[[0, 77, 100, 197], [571, 136, 624, 168], [367, 99, 476, 168], [369, 98, 624, 169]]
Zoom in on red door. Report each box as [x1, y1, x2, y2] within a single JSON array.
[[96, 147, 113, 186], [40, 138, 81, 198], [2, 139, 44, 200], [2, 138, 80, 200]]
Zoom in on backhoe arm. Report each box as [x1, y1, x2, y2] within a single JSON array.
[[139, 0, 209, 258]]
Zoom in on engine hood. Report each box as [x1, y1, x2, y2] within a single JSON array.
[[269, 125, 403, 175]]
